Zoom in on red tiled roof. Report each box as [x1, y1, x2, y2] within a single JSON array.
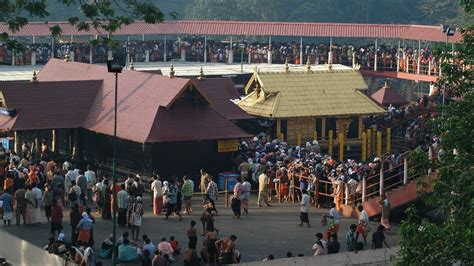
[[370, 85, 408, 107], [146, 103, 252, 142], [0, 80, 101, 130], [37, 59, 191, 143], [37, 59, 250, 143], [0, 21, 462, 43], [192, 78, 253, 120]]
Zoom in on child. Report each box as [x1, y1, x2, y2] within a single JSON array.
[[187, 220, 198, 249], [170, 236, 181, 256]]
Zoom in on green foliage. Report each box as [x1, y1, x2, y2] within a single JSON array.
[[184, 0, 471, 25], [398, 2, 474, 265], [408, 147, 431, 178], [0, 0, 170, 49]]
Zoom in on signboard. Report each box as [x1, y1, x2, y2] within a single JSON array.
[[217, 139, 239, 153]]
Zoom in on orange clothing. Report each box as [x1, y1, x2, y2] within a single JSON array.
[[3, 177, 13, 191]]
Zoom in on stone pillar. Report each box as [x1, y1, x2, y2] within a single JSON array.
[[268, 36, 272, 64], [374, 39, 378, 71], [145, 50, 150, 62], [163, 35, 167, 62], [228, 47, 234, 64], [70, 51, 75, 62], [11, 50, 15, 66], [299, 37, 303, 65], [31, 51, 36, 66], [352, 52, 356, 68], [89, 39, 93, 64], [204, 35, 207, 63]]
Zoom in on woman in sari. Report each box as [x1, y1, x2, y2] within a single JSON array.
[[76, 212, 93, 244]]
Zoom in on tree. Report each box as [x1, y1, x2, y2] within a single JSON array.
[[397, 1, 474, 265], [1, 0, 175, 49]]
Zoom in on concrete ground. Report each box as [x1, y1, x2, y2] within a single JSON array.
[[1, 194, 399, 264]]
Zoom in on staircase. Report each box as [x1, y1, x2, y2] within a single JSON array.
[[340, 171, 436, 219]]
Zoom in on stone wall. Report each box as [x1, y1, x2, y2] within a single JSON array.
[[240, 247, 399, 266]]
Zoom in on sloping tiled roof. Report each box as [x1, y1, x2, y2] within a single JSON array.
[[238, 69, 386, 118], [0, 21, 462, 43], [36, 59, 250, 143], [37, 59, 193, 143], [192, 78, 253, 120], [146, 103, 252, 142], [0, 80, 101, 130], [371, 85, 408, 107]]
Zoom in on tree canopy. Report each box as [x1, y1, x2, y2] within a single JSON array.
[[398, 0, 474, 264]]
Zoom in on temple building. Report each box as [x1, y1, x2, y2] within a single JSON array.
[[0, 59, 251, 176], [237, 63, 386, 149]]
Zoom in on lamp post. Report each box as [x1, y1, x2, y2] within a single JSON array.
[[107, 50, 123, 265], [439, 24, 456, 114]]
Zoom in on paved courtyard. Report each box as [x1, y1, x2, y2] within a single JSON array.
[[1, 194, 399, 264]]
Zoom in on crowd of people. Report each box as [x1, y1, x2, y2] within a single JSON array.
[[0, 38, 441, 75], [0, 90, 438, 264]]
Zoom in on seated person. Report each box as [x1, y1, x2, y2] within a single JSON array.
[[99, 234, 114, 258], [169, 236, 181, 256], [118, 239, 138, 263]]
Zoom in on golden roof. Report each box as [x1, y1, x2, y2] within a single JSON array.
[[238, 69, 386, 118]]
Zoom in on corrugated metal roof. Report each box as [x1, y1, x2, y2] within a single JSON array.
[[238, 69, 386, 118], [0, 21, 462, 43]]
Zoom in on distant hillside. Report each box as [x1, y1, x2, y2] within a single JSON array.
[[36, 0, 469, 26]]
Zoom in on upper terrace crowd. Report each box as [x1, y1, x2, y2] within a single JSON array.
[[0, 37, 443, 75]]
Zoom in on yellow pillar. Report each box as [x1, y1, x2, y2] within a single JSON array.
[[338, 132, 344, 161], [361, 131, 367, 161], [321, 118, 326, 139], [52, 129, 56, 152], [386, 127, 391, 154], [328, 130, 333, 156], [297, 133, 302, 147], [313, 131, 318, 141], [376, 131, 382, 157], [279, 133, 284, 142], [366, 129, 372, 157], [358, 116, 364, 139]]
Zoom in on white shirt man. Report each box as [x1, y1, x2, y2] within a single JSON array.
[[32, 185, 43, 223], [151, 178, 163, 198]]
